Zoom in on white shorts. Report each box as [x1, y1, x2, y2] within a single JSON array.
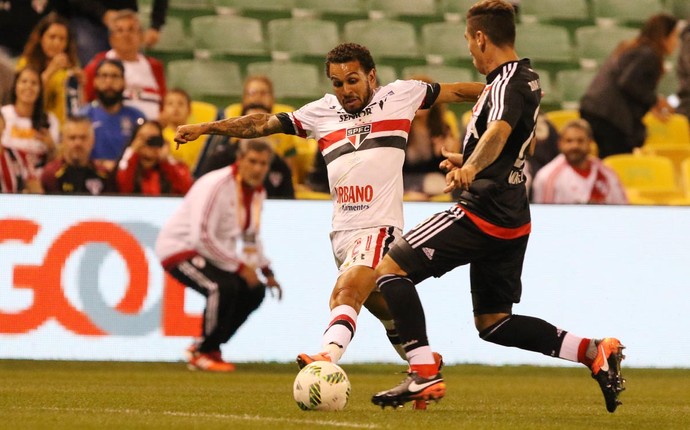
[[330, 226, 402, 274]]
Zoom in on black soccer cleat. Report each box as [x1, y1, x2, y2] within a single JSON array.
[[590, 338, 626, 413], [372, 371, 446, 409]]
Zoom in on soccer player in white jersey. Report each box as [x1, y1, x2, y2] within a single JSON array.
[[175, 43, 484, 370]]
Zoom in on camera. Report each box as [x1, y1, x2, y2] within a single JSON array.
[[145, 135, 165, 147]]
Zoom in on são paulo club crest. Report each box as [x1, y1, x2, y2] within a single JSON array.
[[346, 124, 371, 148]]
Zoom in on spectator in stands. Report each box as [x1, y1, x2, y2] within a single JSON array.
[[675, 22, 690, 120], [1, 67, 59, 172], [116, 119, 192, 196], [197, 104, 295, 199], [0, 110, 42, 193], [403, 75, 461, 201], [41, 115, 113, 194], [160, 88, 206, 172], [17, 12, 83, 125], [79, 58, 145, 172], [226, 76, 299, 182], [532, 119, 627, 205], [580, 13, 680, 158], [83, 9, 166, 120], [66, 0, 168, 67], [0, 51, 14, 106], [0, 0, 64, 58]]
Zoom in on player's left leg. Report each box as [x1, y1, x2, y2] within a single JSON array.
[[473, 236, 625, 412]]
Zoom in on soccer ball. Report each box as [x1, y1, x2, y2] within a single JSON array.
[[293, 361, 351, 411]]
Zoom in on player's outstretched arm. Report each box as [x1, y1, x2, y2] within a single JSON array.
[[174, 113, 285, 144], [436, 82, 485, 104]]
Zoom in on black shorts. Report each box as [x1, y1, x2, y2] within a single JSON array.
[[387, 206, 529, 315]]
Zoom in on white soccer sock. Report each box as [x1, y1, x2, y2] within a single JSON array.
[[559, 332, 584, 362], [320, 304, 358, 363], [406, 345, 435, 366]]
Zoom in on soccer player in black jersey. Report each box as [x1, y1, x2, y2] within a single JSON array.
[[371, 0, 625, 413]]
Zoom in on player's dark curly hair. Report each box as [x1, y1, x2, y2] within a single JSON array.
[[324, 43, 376, 77]]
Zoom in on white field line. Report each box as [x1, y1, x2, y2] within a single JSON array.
[[11, 406, 381, 429]]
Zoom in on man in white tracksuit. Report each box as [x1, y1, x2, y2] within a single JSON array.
[[155, 139, 282, 372]]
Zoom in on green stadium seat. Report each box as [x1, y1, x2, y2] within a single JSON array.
[[292, 0, 367, 31], [534, 68, 560, 108], [658, 71, 679, 98], [437, 0, 477, 22], [420, 22, 472, 67], [519, 0, 591, 25], [667, 0, 690, 19], [343, 19, 423, 74], [267, 18, 339, 65], [144, 16, 194, 63], [166, 60, 243, 106], [555, 68, 598, 110], [574, 25, 638, 69], [402, 65, 474, 83], [369, 0, 440, 30], [375, 65, 398, 86], [591, 0, 665, 27], [516, 24, 576, 72], [212, 0, 294, 21], [190, 15, 269, 73], [246, 61, 323, 105], [167, 0, 214, 28]]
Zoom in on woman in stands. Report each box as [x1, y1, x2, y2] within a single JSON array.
[[1, 67, 60, 173], [580, 13, 680, 158], [18, 12, 82, 125]]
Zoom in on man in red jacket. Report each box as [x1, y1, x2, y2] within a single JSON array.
[[83, 9, 166, 120]]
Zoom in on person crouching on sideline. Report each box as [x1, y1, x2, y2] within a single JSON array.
[[155, 139, 283, 372]]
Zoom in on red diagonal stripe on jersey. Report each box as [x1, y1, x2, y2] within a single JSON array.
[[318, 118, 412, 152]]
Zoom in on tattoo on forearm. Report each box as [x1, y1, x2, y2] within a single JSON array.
[[465, 127, 506, 171], [207, 113, 282, 138]]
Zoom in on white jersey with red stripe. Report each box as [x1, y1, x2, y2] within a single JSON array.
[[284, 79, 436, 232]]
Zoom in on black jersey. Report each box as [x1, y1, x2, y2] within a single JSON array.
[[459, 59, 541, 229]]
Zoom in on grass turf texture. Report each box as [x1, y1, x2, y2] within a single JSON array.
[[1, 361, 688, 429]]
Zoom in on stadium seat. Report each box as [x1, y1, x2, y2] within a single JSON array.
[[641, 144, 690, 181], [658, 71, 680, 98], [667, 0, 690, 19], [246, 61, 322, 104], [190, 100, 220, 123], [591, 0, 665, 27], [574, 25, 638, 70], [167, 0, 214, 27], [401, 65, 473, 83], [190, 15, 269, 73], [554, 69, 598, 110], [375, 65, 398, 86], [642, 113, 690, 147], [534, 68, 559, 108], [682, 157, 690, 197], [603, 154, 682, 204], [515, 24, 575, 72], [267, 18, 339, 65], [437, 0, 478, 21], [343, 19, 424, 74], [145, 16, 194, 63], [420, 22, 472, 67], [166, 60, 243, 105], [545, 109, 580, 132], [212, 0, 294, 20], [519, 0, 591, 25], [292, 0, 367, 31], [369, 0, 440, 30]]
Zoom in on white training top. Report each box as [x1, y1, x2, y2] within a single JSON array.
[[285, 79, 435, 231]]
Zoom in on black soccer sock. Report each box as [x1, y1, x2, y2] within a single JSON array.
[[479, 314, 567, 358], [377, 274, 429, 354]]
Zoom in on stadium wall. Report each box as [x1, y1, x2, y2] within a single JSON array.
[[0, 195, 687, 368]]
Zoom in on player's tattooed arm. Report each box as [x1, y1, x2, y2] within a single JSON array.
[[175, 114, 284, 143], [206, 113, 284, 137], [444, 120, 511, 192]]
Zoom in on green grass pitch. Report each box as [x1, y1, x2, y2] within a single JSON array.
[[1, 360, 688, 429]]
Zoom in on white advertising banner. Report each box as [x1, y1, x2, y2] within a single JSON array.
[[0, 195, 688, 367]]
